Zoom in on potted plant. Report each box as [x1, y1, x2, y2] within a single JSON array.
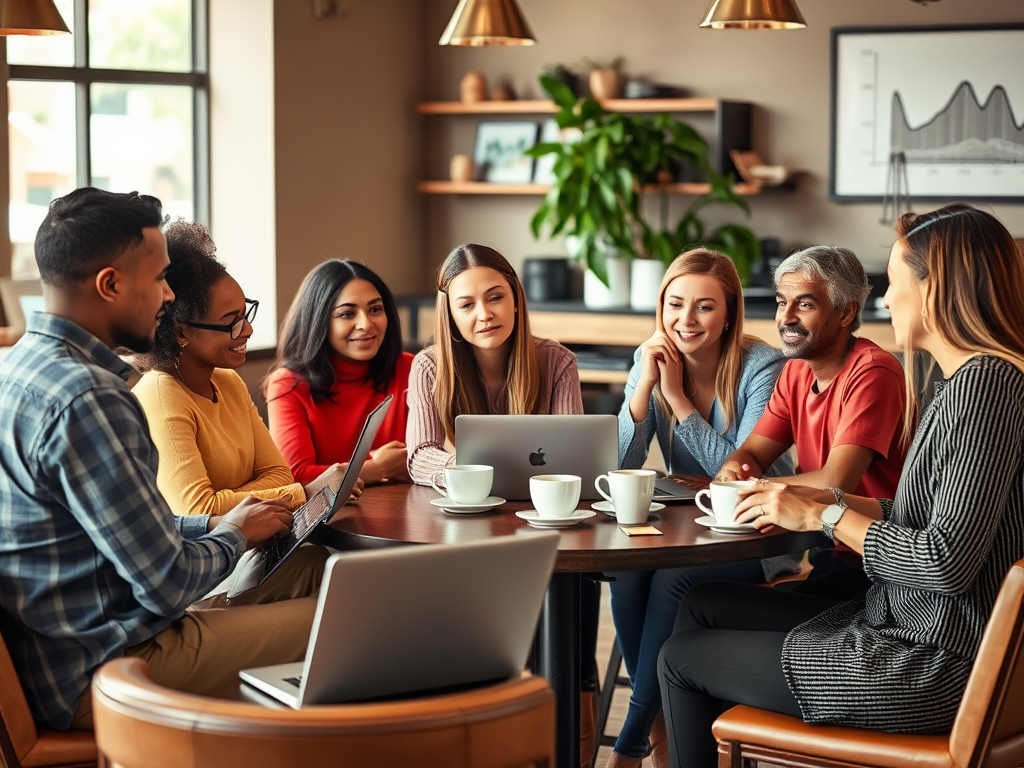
[[581, 56, 625, 101], [525, 75, 760, 309]]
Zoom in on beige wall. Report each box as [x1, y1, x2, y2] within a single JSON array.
[[414, 0, 1024, 276], [273, 0, 427, 326]]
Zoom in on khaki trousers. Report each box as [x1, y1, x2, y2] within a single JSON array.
[[71, 544, 328, 729]]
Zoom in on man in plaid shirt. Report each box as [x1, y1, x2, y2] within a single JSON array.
[[0, 188, 323, 730]]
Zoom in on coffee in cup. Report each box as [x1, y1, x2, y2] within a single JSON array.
[[529, 474, 582, 519], [430, 464, 493, 504], [695, 480, 757, 525], [594, 469, 657, 525]]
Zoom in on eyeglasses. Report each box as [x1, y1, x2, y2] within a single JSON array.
[[183, 298, 259, 340]]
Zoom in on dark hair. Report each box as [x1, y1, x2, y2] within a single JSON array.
[[34, 187, 164, 289], [134, 219, 228, 370], [267, 259, 403, 401]]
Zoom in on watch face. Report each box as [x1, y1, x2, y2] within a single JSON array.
[[822, 504, 845, 526]]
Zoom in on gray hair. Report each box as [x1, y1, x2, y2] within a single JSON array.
[[773, 245, 871, 332]]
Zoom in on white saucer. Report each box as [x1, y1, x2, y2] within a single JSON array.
[[429, 495, 505, 514], [695, 515, 756, 534], [592, 500, 666, 517], [515, 509, 596, 528]]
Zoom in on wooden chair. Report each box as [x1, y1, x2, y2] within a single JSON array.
[[713, 557, 1024, 768], [0, 625, 96, 768], [92, 658, 554, 768]]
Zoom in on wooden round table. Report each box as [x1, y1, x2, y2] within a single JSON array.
[[316, 483, 824, 768]]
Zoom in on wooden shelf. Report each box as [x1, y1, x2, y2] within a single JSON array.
[[417, 98, 725, 115], [418, 181, 763, 196]]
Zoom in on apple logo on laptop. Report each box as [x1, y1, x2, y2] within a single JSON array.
[[529, 448, 547, 466]]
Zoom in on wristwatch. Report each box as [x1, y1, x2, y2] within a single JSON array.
[[826, 487, 845, 506], [821, 502, 848, 540]]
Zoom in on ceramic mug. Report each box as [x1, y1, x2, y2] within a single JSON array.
[[594, 469, 657, 525], [529, 474, 581, 519], [430, 464, 493, 504], [695, 480, 757, 525]]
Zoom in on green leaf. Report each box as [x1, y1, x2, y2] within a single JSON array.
[[540, 75, 577, 111]]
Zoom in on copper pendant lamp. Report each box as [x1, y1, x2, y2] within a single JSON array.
[[0, 0, 70, 35], [439, 0, 535, 46], [699, 0, 806, 29]]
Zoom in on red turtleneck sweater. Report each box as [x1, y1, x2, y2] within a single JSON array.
[[266, 353, 413, 485]]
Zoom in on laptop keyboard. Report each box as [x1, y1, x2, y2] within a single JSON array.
[[254, 491, 330, 572]]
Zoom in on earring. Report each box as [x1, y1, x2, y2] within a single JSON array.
[[724, 323, 730, 331]]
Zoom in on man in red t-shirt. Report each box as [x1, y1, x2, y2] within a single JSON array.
[[719, 245, 908, 597]]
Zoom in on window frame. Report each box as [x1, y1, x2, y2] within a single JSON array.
[[7, 0, 210, 223]]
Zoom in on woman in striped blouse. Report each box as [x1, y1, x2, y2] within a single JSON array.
[[657, 203, 1024, 768]]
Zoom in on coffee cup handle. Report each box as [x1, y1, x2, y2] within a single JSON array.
[[695, 489, 714, 516], [595, 475, 614, 505], [430, 473, 448, 497]]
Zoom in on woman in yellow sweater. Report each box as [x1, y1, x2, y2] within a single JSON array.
[[133, 220, 350, 518]]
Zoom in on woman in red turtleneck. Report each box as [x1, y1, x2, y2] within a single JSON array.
[[265, 260, 412, 485]]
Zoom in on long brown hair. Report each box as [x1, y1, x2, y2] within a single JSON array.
[[894, 203, 1024, 443], [653, 248, 756, 431], [433, 244, 540, 443]]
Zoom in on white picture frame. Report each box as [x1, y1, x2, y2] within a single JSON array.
[[830, 24, 1024, 202], [473, 121, 539, 184]]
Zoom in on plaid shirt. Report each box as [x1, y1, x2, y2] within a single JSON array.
[[0, 313, 246, 729]]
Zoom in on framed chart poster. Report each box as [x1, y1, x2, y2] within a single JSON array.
[[830, 24, 1024, 202]]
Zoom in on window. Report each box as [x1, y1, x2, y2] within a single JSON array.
[[7, 0, 208, 279]]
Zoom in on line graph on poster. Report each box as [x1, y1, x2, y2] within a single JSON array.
[[830, 25, 1024, 201]]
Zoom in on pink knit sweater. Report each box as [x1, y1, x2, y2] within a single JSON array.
[[405, 338, 583, 484]]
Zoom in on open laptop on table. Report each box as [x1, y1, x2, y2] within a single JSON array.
[[225, 394, 393, 598], [239, 532, 560, 707], [455, 414, 617, 500]]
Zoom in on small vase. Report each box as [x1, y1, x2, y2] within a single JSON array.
[[460, 71, 487, 103], [630, 259, 667, 311], [449, 154, 475, 183], [589, 69, 623, 101], [583, 256, 630, 309]]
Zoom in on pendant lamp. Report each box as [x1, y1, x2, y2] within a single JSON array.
[[439, 0, 535, 46], [0, 0, 70, 34], [699, 0, 806, 29]]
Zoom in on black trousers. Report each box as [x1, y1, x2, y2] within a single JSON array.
[[657, 581, 841, 768]]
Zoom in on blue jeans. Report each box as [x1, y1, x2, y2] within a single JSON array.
[[606, 560, 767, 758]]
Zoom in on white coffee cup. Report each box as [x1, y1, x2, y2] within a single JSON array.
[[430, 464, 493, 504], [529, 474, 582, 519], [594, 469, 657, 525], [695, 480, 757, 525]]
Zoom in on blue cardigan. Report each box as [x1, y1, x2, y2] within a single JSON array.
[[618, 339, 793, 477]]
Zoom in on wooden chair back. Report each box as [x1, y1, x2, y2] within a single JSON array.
[[0, 621, 96, 768], [93, 657, 553, 768]]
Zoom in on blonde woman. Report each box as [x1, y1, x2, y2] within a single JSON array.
[[658, 204, 1024, 768], [406, 243, 583, 481], [608, 249, 792, 768]]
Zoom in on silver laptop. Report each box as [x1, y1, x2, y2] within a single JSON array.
[[225, 395, 392, 599], [239, 533, 560, 707], [455, 414, 618, 500]]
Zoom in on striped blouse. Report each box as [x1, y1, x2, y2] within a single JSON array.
[[783, 356, 1024, 733]]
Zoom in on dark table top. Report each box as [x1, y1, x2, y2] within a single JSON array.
[[318, 483, 824, 572]]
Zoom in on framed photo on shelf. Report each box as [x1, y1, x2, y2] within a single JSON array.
[[830, 24, 1024, 202], [473, 121, 539, 184], [532, 119, 583, 185]]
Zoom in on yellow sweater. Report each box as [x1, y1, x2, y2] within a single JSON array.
[[133, 369, 305, 516]]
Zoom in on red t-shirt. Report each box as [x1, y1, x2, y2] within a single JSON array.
[[754, 338, 907, 500], [266, 352, 413, 485]]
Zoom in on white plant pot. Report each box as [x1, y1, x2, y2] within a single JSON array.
[[583, 256, 631, 309], [630, 259, 667, 311]]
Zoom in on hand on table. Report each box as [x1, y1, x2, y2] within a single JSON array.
[[733, 480, 827, 533], [716, 460, 758, 482], [362, 441, 410, 485]]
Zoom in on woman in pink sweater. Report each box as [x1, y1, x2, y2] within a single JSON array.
[[406, 243, 584, 484]]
